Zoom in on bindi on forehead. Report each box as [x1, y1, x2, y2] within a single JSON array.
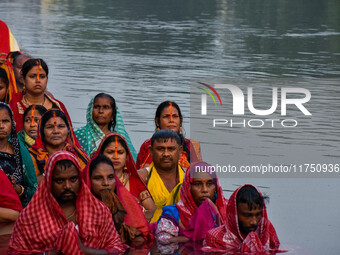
[[52, 112, 57, 125]]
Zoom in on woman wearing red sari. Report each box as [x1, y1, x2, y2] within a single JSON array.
[[136, 101, 202, 170], [93, 133, 156, 221], [9, 58, 73, 132], [155, 162, 228, 245], [0, 170, 23, 253], [29, 109, 89, 185], [82, 154, 153, 244]]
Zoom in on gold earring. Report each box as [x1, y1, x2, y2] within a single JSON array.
[[179, 126, 183, 134], [157, 126, 160, 131]]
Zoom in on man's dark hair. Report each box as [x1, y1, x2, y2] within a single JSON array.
[[236, 185, 269, 210], [150, 129, 182, 147], [55, 159, 75, 169], [89, 154, 114, 178]]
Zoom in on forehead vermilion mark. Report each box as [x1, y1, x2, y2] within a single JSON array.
[[169, 102, 173, 122], [31, 106, 36, 126], [115, 136, 118, 158], [53, 111, 57, 125], [36, 61, 40, 81]]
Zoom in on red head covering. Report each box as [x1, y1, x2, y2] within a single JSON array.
[[176, 162, 228, 229], [8, 151, 125, 254], [0, 20, 11, 56], [0, 170, 22, 211], [204, 184, 280, 253], [93, 132, 148, 201], [83, 132, 153, 241], [29, 109, 89, 173], [0, 60, 17, 103]]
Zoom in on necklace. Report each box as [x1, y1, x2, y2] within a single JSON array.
[[66, 208, 76, 221], [23, 94, 46, 107], [119, 172, 129, 186]]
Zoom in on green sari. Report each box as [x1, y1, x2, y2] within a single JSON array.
[[75, 97, 137, 161]]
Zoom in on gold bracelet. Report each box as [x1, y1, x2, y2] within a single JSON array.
[[18, 185, 24, 196]]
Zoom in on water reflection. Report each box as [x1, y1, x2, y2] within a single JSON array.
[[0, 0, 339, 253]]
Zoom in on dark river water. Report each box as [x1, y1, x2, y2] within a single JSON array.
[[1, 0, 340, 254]]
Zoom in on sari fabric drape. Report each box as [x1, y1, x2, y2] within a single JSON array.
[[156, 162, 228, 243], [29, 109, 89, 176], [204, 184, 281, 253], [8, 151, 125, 255], [0, 102, 37, 207], [75, 97, 137, 160], [82, 158, 153, 242], [9, 92, 72, 132]]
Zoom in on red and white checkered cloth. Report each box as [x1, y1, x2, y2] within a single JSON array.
[[8, 151, 125, 254], [204, 184, 280, 253]]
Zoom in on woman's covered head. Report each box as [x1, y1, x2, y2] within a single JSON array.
[[89, 154, 116, 199], [0, 68, 9, 102], [189, 162, 217, 207], [93, 93, 117, 131]]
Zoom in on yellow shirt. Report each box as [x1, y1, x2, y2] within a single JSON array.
[[147, 162, 185, 223]]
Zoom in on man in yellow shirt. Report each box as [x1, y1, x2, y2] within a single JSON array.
[[138, 129, 185, 223]]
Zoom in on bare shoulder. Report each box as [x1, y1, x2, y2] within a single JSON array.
[[137, 168, 149, 183]]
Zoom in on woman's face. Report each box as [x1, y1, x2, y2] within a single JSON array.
[[157, 106, 182, 132], [43, 116, 68, 148], [0, 108, 11, 140], [0, 80, 7, 102], [190, 172, 216, 207], [24, 66, 48, 95], [91, 162, 116, 198], [23, 109, 43, 139], [102, 140, 127, 172], [92, 97, 113, 127]]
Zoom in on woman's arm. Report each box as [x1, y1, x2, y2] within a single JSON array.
[[141, 196, 156, 222], [0, 207, 20, 222]]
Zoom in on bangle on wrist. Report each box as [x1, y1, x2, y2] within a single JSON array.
[[18, 185, 24, 196]]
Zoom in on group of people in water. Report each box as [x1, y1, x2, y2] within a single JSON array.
[[0, 20, 282, 255]]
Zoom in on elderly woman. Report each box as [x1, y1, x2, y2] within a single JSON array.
[[9, 58, 72, 132], [75, 93, 137, 160], [0, 102, 37, 207], [156, 162, 228, 245], [29, 109, 89, 185], [136, 101, 202, 170]]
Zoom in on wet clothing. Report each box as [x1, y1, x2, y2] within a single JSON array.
[[204, 184, 280, 253], [156, 162, 228, 243], [9, 151, 126, 254], [147, 162, 185, 223]]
